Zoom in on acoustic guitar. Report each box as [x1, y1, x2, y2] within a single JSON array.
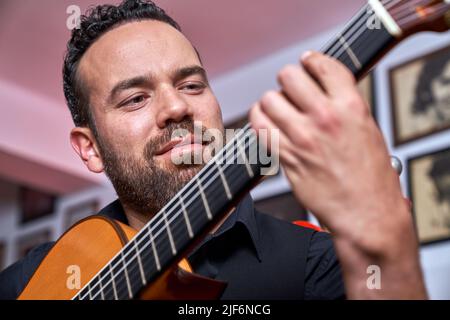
[[18, 0, 450, 299]]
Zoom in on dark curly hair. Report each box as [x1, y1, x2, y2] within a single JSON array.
[[63, 0, 183, 128]]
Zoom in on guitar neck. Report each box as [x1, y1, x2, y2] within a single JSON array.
[[74, 125, 266, 299], [322, 2, 398, 80], [74, 2, 405, 300]]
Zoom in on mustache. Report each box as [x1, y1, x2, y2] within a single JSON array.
[[143, 118, 207, 160]]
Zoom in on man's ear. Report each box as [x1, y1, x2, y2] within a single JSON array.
[[70, 127, 104, 173]]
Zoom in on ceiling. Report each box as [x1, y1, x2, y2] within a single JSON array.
[[0, 0, 365, 106]]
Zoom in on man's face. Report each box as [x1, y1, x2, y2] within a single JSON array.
[[77, 20, 224, 215]]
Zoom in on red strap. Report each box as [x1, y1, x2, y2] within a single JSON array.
[[292, 220, 323, 232]]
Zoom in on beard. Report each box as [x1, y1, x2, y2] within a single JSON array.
[[94, 118, 215, 216]]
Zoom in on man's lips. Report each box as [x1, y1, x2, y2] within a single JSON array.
[[155, 134, 206, 157]]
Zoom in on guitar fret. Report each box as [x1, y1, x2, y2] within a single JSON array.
[[196, 177, 213, 220], [99, 276, 105, 300], [109, 264, 118, 300], [163, 209, 177, 255], [88, 284, 93, 300], [337, 33, 362, 70], [121, 254, 133, 299], [99, 268, 113, 300], [149, 225, 161, 271], [215, 161, 232, 199], [133, 241, 147, 286], [237, 137, 254, 178], [180, 198, 194, 238]]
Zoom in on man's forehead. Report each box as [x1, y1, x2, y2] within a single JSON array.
[[77, 20, 200, 94]]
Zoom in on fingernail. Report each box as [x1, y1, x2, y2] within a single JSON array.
[[301, 50, 313, 60]]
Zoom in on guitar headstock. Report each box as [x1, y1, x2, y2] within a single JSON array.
[[385, 0, 450, 35]]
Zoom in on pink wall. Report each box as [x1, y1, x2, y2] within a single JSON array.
[[0, 0, 364, 194]]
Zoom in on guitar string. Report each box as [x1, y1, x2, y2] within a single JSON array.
[[76, 125, 254, 299], [325, 0, 397, 60], [326, 9, 369, 59], [325, 7, 368, 58], [389, 0, 433, 16], [83, 130, 259, 299], [76, 125, 257, 299], [322, 4, 369, 58], [94, 135, 259, 300], [331, 13, 383, 69], [392, 0, 438, 24], [325, 0, 404, 58], [329, 0, 423, 63], [396, 2, 450, 27], [329, 0, 435, 61], [329, 0, 432, 72], [384, 0, 404, 10]]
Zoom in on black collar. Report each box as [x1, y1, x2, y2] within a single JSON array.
[[97, 194, 263, 261]]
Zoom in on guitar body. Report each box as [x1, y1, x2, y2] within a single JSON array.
[[18, 216, 226, 300]]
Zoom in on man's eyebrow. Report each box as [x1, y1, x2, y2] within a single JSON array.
[[108, 75, 153, 104], [173, 65, 208, 84], [107, 65, 208, 104]]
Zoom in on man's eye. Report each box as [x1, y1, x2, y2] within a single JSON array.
[[123, 95, 147, 106], [180, 82, 205, 92]]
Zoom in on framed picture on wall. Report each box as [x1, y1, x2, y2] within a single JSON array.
[[63, 199, 100, 231], [358, 72, 377, 122], [254, 191, 308, 223], [19, 186, 56, 224], [15, 229, 51, 260], [408, 146, 450, 245], [390, 45, 450, 146]]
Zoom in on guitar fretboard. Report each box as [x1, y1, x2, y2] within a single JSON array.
[[322, 3, 396, 80], [75, 125, 265, 299]]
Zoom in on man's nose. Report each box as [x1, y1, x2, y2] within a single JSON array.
[[155, 87, 193, 128]]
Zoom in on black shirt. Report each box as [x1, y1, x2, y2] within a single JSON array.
[[0, 194, 345, 299]]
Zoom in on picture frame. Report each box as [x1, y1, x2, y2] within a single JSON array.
[[358, 72, 377, 122], [63, 199, 100, 231], [390, 44, 450, 146], [19, 186, 56, 224], [407, 146, 450, 245], [15, 229, 51, 260]]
